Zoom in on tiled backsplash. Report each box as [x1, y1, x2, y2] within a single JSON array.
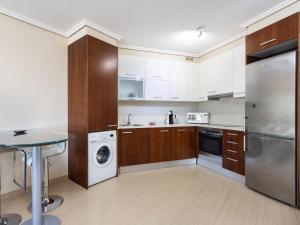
[[199, 97, 245, 126], [118, 101, 198, 125], [118, 97, 245, 126]]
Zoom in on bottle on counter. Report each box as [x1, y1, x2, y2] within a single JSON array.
[[168, 110, 174, 124], [174, 115, 179, 124], [164, 114, 169, 124]]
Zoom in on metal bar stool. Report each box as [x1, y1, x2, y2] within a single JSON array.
[[0, 147, 23, 225], [13, 142, 66, 213]]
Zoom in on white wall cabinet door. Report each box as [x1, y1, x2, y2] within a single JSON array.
[[145, 79, 170, 100], [146, 59, 170, 80], [170, 61, 188, 101], [197, 61, 208, 101], [233, 45, 246, 97], [207, 50, 234, 96], [187, 63, 198, 101], [118, 55, 146, 78]]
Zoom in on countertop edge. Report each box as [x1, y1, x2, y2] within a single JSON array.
[[118, 124, 245, 132]]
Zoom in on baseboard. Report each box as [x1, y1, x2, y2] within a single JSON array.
[[197, 157, 245, 183], [120, 158, 197, 174], [1, 175, 68, 200]]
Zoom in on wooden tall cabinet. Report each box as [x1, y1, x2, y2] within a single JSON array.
[[68, 35, 118, 188]]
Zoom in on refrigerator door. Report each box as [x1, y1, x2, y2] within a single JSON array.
[[246, 133, 296, 206], [245, 51, 296, 138]]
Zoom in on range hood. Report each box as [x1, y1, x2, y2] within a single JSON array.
[[207, 92, 233, 100]]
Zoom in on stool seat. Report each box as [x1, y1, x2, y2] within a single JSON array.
[[22, 143, 65, 166]]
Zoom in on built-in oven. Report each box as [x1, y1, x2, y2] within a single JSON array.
[[199, 127, 223, 155]]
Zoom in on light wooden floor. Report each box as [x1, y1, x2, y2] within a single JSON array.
[[3, 165, 300, 225]]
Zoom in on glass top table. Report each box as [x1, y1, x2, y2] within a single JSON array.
[[0, 129, 68, 148], [0, 129, 68, 225]]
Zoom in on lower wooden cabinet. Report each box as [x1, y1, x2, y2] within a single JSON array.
[[150, 128, 173, 162], [222, 129, 245, 175], [118, 128, 150, 166], [173, 127, 196, 160], [118, 127, 197, 166]]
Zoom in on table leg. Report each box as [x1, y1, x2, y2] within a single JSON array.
[[22, 147, 61, 225]]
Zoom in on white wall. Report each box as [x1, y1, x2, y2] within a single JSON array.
[[0, 14, 67, 193], [199, 97, 245, 126], [119, 101, 198, 125]]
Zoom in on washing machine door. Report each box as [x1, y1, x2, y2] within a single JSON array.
[[93, 144, 113, 168]]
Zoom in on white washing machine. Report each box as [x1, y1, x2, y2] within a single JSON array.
[[88, 130, 117, 186]]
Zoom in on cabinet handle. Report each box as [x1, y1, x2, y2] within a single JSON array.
[[227, 157, 238, 162], [260, 38, 276, 46], [244, 136, 246, 152], [160, 130, 169, 133], [208, 91, 216, 94], [153, 96, 162, 99], [171, 97, 179, 99], [178, 129, 186, 132], [126, 73, 136, 76], [227, 133, 238, 136], [122, 131, 133, 134], [153, 75, 162, 78], [227, 141, 238, 145], [227, 149, 237, 153], [107, 125, 118, 127]]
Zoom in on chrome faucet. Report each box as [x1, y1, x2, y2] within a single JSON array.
[[127, 113, 132, 126]]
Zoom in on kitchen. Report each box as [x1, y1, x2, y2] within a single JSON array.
[[1, 1, 300, 225]]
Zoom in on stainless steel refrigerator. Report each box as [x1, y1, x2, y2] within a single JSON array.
[[245, 50, 296, 206]]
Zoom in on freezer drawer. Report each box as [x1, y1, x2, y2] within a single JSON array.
[[245, 134, 296, 206]]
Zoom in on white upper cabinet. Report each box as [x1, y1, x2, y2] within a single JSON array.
[[207, 50, 234, 96], [187, 63, 198, 101], [233, 45, 246, 97], [145, 79, 170, 100], [170, 61, 188, 101], [146, 59, 170, 80], [197, 61, 208, 101], [118, 55, 146, 78]]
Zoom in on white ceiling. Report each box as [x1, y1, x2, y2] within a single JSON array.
[[0, 0, 288, 54]]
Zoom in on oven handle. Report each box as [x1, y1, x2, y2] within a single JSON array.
[[199, 132, 223, 139]]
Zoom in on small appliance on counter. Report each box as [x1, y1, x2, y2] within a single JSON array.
[[187, 112, 210, 124], [168, 110, 174, 124]]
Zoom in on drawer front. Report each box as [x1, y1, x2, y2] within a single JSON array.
[[223, 130, 244, 143], [223, 148, 239, 159], [223, 155, 245, 175], [224, 141, 242, 152]]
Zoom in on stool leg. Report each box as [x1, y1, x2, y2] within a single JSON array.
[[0, 154, 22, 225], [28, 157, 63, 213]]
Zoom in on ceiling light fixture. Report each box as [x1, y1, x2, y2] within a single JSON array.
[[197, 26, 205, 37]]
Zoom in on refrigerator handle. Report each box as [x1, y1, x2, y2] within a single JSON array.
[[244, 135, 246, 152]]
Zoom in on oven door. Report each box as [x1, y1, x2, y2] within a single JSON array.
[[199, 132, 223, 155]]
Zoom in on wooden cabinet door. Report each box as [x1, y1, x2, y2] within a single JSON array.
[[246, 13, 299, 56], [118, 55, 146, 78], [87, 36, 118, 132], [207, 50, 234, 96], [118, 129, 150, 166], [233, 45, 246, 97], [150, 128, 173, 163], [145, 79, 170, 100], [187, 63, 198, 101], [146, 59, 170, 81], [170, 61, 188, 101], [197, 61, 208, 101], [173, 127, 196, 160]]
